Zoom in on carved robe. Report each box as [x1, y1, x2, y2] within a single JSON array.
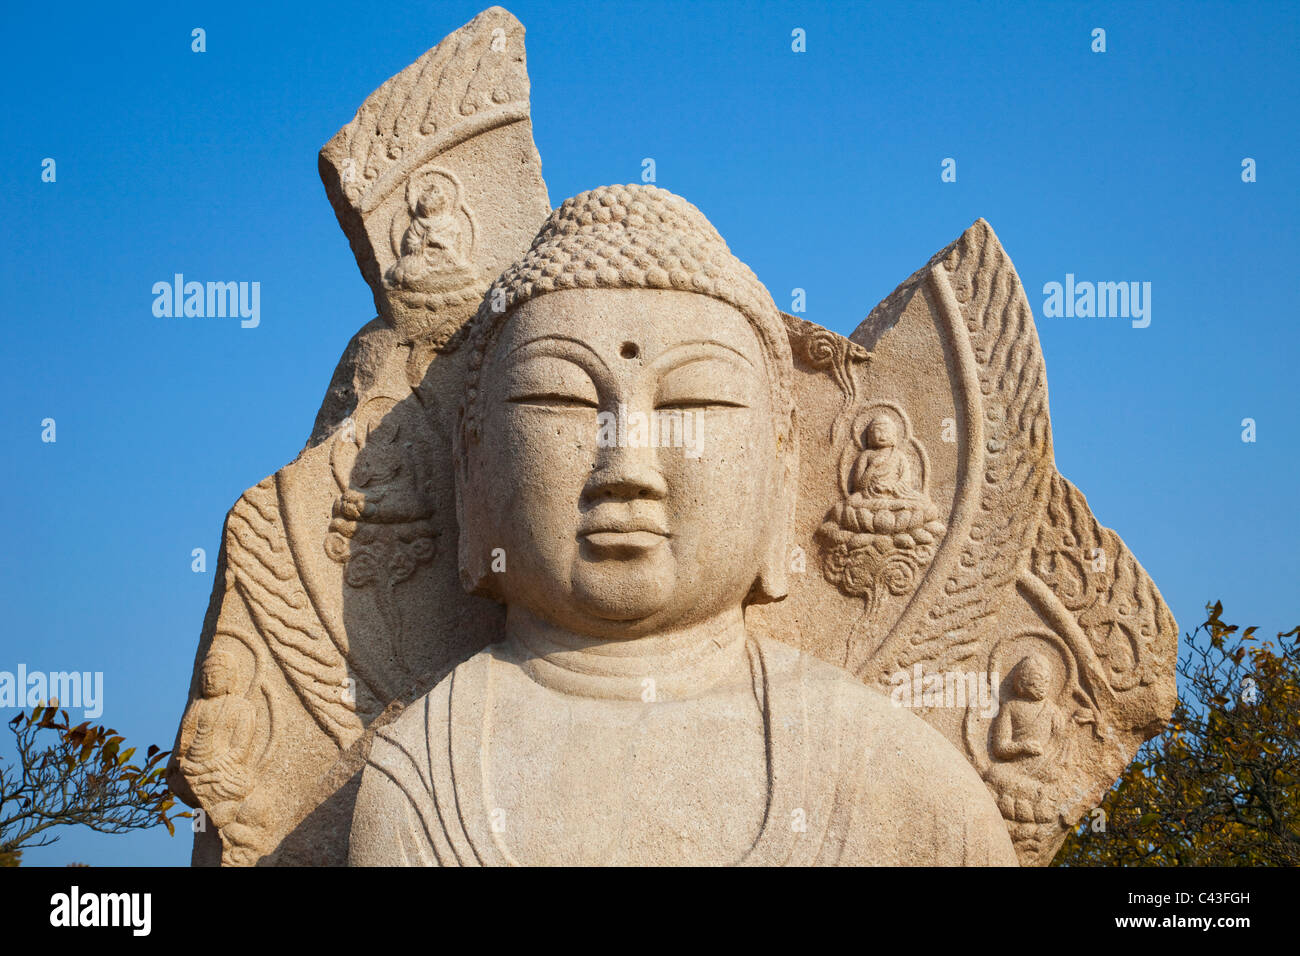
[[349, 635, 1018, 866]]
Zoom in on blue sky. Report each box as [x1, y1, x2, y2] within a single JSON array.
[[1, 0, 1296, 865]]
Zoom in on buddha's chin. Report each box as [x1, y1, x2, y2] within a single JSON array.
[[568, 556, 675, 624]]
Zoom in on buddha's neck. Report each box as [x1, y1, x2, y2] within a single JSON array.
[[502, 605, 749, 701]]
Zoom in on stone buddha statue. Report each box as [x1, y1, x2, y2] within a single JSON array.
[[347, 185, 1017, 866], [169, 9, 1179, 869]]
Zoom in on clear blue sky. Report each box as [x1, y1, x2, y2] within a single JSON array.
[[2, 0, 1296, 865]]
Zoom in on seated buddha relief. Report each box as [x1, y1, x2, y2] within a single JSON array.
[[347, 185, 1018, 866]]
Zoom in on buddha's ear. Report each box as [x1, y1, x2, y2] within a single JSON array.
[[452, 401, 502, 602], [749, 405, 799, 605]]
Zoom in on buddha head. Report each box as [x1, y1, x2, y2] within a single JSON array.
[[410, 171, 454, 221], [201, 650, 237, 699], [1011, 653, 1052, 702], [453, 185, 797, 640], [866, 414, 897, 449]]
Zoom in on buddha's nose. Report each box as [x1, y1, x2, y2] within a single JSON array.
[[584, 446, 668, 502]]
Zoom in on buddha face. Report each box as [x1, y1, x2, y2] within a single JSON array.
[[1014, 657, 1050, 701], [867, 417, 896, 448], [201, 654, 235, 698], [461, 287, 787, 638], [414, 180, 450, 218]]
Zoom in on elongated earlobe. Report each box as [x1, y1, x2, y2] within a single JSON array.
[[749, 411, 799, 605]]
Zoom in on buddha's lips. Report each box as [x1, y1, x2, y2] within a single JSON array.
[[580, 530, 668, 551], [577, 512, 669, 536], [577, 517, 670, 552]]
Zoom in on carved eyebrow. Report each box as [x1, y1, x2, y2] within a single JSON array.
[[503, 334, 611, 372], [652, 339, 757, 369]]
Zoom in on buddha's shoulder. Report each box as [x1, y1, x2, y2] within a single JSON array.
[[371, 647, 495, 754], [754, 633, 901, 723], [755, 635, 990, 791]]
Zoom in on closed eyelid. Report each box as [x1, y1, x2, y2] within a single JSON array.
[[656, 398, 749, 410], [503, 353, 601, 408], [508, 393, 600, 408], [655, 367, 757, 410]]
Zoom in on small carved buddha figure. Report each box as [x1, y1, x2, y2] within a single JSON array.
[[180, 651, 254, 815], [386, 174, 474, 292], [851, 415, 913, 499], [837, 414, 937, 538], [331, 415, 431, 525], [349, 185, 1017, 866], [991, 653, 1064, 762]]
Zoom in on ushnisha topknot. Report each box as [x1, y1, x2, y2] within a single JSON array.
[[460, 183, 794, 443]]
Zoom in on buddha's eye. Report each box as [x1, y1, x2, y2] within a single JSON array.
[[503, 355, 599, 409], [508, 392, 600, 409], [655, 397, 748, 411], [656, 359, 754, 411]]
